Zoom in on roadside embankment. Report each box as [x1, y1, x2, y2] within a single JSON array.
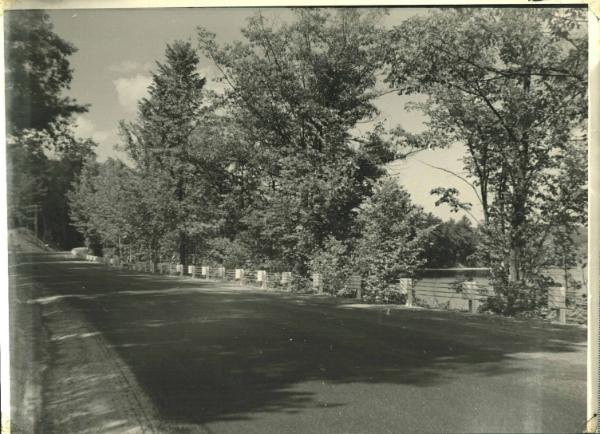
[[10, 253, 161, 434], [9, 272, 47, 434]]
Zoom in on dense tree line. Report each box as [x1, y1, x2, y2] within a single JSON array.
[[8, 8, 586, 310], [5, 11, 95, 249], [70, 9, 445, 298]]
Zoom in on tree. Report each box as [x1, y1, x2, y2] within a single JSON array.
[[6, 131, 49, 231], [69, 158, 177, 262], [5, 10, 95, 249], [385, 8, 587, 292], [198, 8, 396, 273], [421, 216, 480, 268], [7, 116, 96, 249], [43, 133, 96, 248], [309, 236, 354, 296], [69, 159, 134, 256], [354, 179, 435, 302], [120, 41, 213, 266], [4, 10, 87, 134]]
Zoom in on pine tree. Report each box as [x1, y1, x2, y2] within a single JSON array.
[[120, 41, 207, 266]]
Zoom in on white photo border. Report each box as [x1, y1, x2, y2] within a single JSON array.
[[0, 1, 597, 432]]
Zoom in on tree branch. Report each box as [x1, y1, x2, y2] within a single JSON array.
[[414, 158, 483, 207]]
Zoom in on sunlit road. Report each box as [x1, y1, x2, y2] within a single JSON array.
[[11, 252, 587, 433]]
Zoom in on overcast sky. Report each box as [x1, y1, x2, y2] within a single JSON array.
[[46, 7, 481, 222]]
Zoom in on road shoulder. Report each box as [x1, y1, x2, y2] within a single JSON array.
[[38, 289, 161, 434]]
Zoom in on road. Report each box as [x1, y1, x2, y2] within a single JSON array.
[[10, 252, 587, 433]]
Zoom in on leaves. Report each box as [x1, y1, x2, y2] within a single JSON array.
[[430, 187, 473, 213], [421, 216, 480, 268], [196, 9, 393, 272], [117, 41, 227, 264], [4, 10, 87, 134], [354, 179, 434, 292], [385, 8, 587, 283]]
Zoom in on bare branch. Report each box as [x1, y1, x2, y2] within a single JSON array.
[[414, 158, 483, 206]]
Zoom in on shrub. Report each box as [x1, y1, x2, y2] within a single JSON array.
[[481, 275, 552, 316], [353, 180, 434, 303], [205, 237, 251, 269], [361, 276, 407, 304], [309, 237, 354, 296], [289, 274, 312, 293]]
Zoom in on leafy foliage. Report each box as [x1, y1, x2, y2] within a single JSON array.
[[5, 11, 94, 249], [354, 179, 435, 301], [4, 10, 87, 134], [7, 132, 49, 229], [57, 8, 588, 320], [119, 41, 228, 265], [385, 8, 587, 306], [421, 216, 480, 268], [309, 237, 354, 296], [8, 127, 96, 249], [482, 278, 552, 317], [69, 159, 134, 255], [198, 9, 396, 274], [69, 158, 178, 260], [204, 237, 252, 269]]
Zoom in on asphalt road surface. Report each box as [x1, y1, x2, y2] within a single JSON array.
[[11, 252, 587, 433]]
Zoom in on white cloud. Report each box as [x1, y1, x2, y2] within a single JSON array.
[[113, 74, 152, 113], [72, 115, 95, 138], [107, 60, 153, 74], [72, 115, 120, 161], [73, 115, 111, 142]]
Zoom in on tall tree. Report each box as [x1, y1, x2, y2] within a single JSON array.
[[4, 10, 87, 134], [5, 10, 93, 248], [120, 41, 209, 266], [385, 8, 587, 287], [198, 8, 396, 273]]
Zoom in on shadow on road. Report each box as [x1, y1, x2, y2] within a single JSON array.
[[14, 252, 587, 428]]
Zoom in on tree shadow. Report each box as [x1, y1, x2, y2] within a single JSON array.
[[16, 253, 587, 428]]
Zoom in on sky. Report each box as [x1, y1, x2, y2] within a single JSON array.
[[46, 7, 481, 222]]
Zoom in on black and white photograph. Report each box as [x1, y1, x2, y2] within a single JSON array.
[[2, 1, 598, 433]]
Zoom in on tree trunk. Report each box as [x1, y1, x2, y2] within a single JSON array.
[[176, 176, 187, 266], [508, 247, 520, 282], [179, 231, 187, 267], [508, 208, 525, 284], [507, 73, 531, 284], [151, 240, 159, 271], [563, 250, 569, 293], [481, 185, 489, 226]]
